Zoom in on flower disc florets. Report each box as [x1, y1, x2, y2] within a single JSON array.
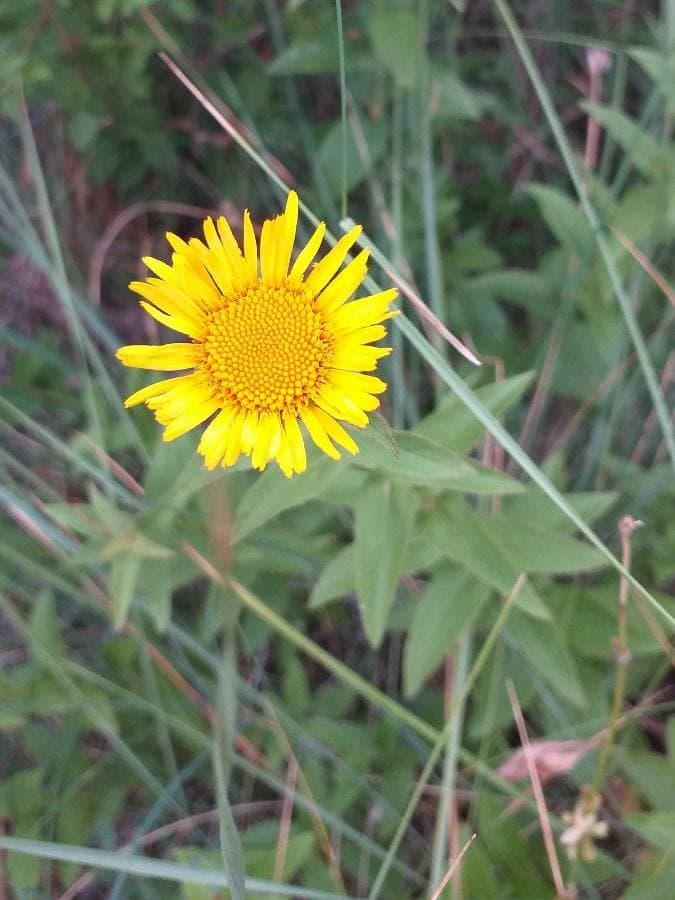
[[116, 191, 398, 477]]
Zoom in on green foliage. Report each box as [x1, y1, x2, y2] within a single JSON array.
[[1, 1, 675, 898]]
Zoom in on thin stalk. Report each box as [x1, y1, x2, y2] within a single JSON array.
[[334, 0, 348, 219], [429, 631, 471, 896], [594, 515, 640, 786], [418, 0, 445, 328], [390, 83, 407, 428]]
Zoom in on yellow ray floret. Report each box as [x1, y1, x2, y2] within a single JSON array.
[[116, 191, 399, 477]]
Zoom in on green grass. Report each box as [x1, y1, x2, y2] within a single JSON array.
[[1, 1, 675, 898]]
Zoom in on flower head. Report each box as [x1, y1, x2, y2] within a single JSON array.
[[117, 192, 398, 477], [560, 786, 609, 862]]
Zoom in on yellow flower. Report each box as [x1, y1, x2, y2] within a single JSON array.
[[117, 192, 398, 477]]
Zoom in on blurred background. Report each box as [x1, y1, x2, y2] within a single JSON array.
[[1, 1, 674, 898]]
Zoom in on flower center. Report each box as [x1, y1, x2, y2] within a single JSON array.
[[198, 282, 332, 414]]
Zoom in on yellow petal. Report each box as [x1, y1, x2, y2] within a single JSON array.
[[328, 370, 387, 395], [201, 217, 236, 295], [251, 412, 282, 470], [142, 256, 212, 310], [300, 407, 341, 460], [316, 383, 370, 427], [275, 427, 295, 478], [123, 374, 196, 408], [162, 397, 219, 442], [314, 249, 370, 314], [149, 377, 213, 420], [332, 323, 387, 347], [172, 254, 221, 308], [260, 217, 280, 283], [290, 221, 326, 279], [304, 225, 362, 295], [330, 290, 398, 335], [311, 407, 359, 455], [240, 410, 259, 454], [215, 215, 250, 283], [283, 411, 307, 474], [329, 345, 392, 372], [223, 414, 245, 467], [243, 209, 258, 280], [116, 343, 200, 371], [138, 301, 202, 339], [129, 280, 204, 331], [275, 191, 299, 280], [198, 407, 235, 469]]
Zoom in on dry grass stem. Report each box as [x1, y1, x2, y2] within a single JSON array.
[[429, 832, 477, 900], [75, 431, 145, 496], [273, 757, 298, 883], [264, 700, 346, 893], [89, 200, 213, 305], [506, 681, 570, 899]]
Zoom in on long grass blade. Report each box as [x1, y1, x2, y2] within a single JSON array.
[[0, 838, 350, 899]]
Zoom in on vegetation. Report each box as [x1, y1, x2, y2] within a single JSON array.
[[1, 1, 674, 897]]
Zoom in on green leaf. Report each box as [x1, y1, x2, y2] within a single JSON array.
[[318, 118, 388, 197], [503, 490, 617, 532], [109, 554, 142, 629], [30, 593, 65, 659], [629, 46, 675, 110], [234, 456, 341, 541], [413, 371, 536, 453], [581, 102, 662, 176], [526, 183, 593, 255], [625, 812, 675, 851], [354, 478, 417, 647], [560, 582, 674, 660], [433, 70, 487, 121], [508, 610, 588, 708], [143, 432, 205, 506], [267, 39, 339, 75], [460, 269, 551, 315], [438, 500, 551, 619], [622, 749, 675, 812], [88, 483, 129, 533], [404, 566, 489, 697], [100, 529, 174, 561], [135, 557, 189, 632], [68, 112, 102, 151], [355, 430, 523, 493], [481, 513, 607, 574], [624, 849, 675, 899], [369, 7, 422, 90], [309, 544, 355, 609]]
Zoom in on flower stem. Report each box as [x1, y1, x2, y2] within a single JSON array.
[[594, 515, 641, 787]]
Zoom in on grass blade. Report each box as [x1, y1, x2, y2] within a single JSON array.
[[0, 838, 350, 899]]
